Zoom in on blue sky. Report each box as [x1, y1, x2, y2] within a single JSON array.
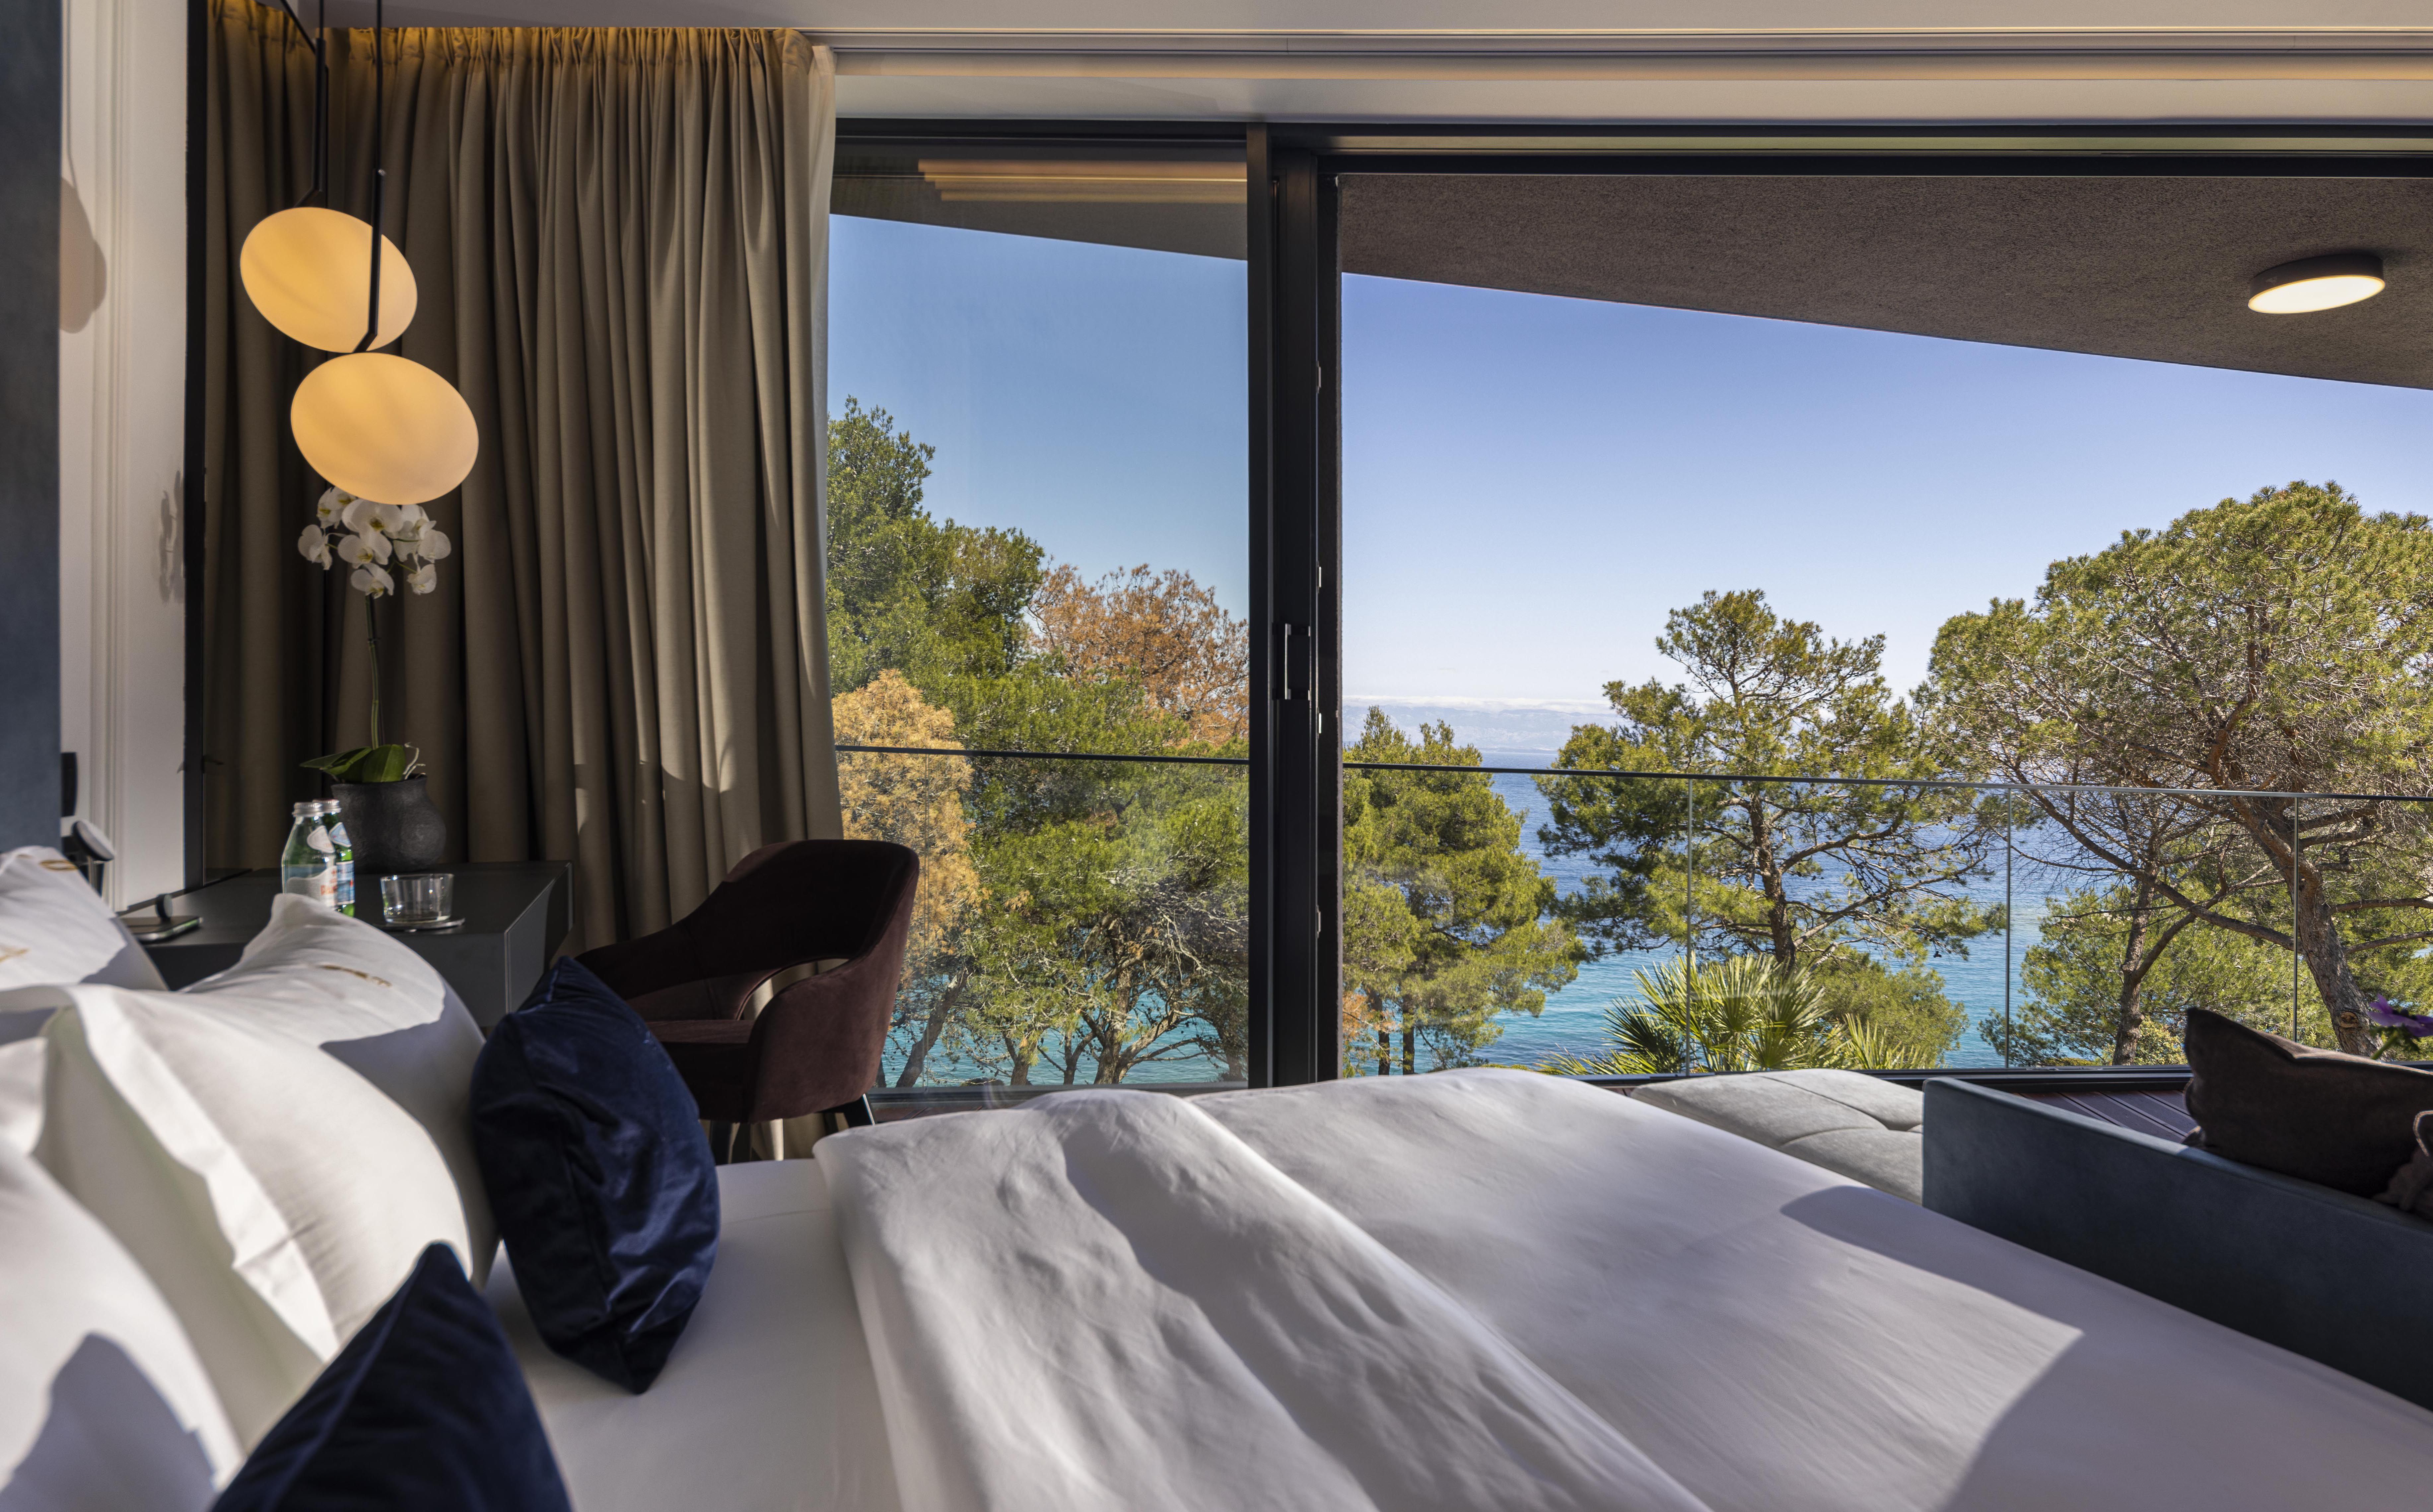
[[833, 215, 2433, 729], [830, 216, 1248, 612]]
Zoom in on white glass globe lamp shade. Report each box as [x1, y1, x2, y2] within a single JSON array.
[[240, 207, 418, 351], [291, 353, 478, 506]]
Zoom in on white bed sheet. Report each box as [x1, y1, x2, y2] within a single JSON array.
[[487, 1160, 899, 1512], [823, 1069, 2433, 1512], [1200, 1071, 2433, 1511]]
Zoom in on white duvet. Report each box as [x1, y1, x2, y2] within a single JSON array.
[[820, 1069, 2433, 1512]]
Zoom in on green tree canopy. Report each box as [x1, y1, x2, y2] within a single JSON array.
[[1924, 482, 2433, 1055], [1342, 711, 1580, 1074], [825, 397, 1044, 695], [1539, 589, 2003, 978]]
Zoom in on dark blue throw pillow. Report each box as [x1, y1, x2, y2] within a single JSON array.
[[213, 1244, 572, 1512], [471, 957, 719, 1392]]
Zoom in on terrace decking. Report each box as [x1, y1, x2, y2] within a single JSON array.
[[2025, 1089, 2197, 1142]]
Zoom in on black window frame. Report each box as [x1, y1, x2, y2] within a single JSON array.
[[834, 119, 2433, 1090]]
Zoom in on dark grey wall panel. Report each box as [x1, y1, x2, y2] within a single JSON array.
[[0, 0, 61, 849]]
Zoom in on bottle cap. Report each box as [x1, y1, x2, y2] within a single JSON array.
[[292, 801, 319, 817]]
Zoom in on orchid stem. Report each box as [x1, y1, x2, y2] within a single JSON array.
[[367, 592, 383, 749]]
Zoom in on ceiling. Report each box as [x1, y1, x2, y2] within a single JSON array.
[[1339, 173, 2433, 389], [311, 2, 2433, 125]]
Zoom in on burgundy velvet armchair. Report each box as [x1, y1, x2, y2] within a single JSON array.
[[577, 840, 919, 1156]]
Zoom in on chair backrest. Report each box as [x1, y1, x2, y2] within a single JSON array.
[[578, 840, 920, 1011]]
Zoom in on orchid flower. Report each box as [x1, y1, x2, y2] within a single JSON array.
[[405, 562, 436, 596], [316, 486, 354, 525], [350, 563, 396, 598], [298, 524, 332, 569], [340, 497, 391, 539], [2364, 996, 2433, 1038], [390, 514, 449, 563], [335, 530, 392, 567]]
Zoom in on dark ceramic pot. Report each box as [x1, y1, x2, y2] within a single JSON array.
[[333, 776, 447, 876]]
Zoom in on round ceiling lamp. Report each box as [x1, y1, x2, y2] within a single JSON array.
[[2248, 252, 2386, 314], [291, 353, 478, 506], [241, 207, 416, 351]]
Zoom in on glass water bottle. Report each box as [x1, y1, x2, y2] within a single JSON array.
[[280, 801, 338, 909], [317, 800, 357, 916]]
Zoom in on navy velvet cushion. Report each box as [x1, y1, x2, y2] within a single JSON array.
[[472, 957, 719, 1392], [213, 1243, 572, 1512]]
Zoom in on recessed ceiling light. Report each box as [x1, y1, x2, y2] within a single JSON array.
[[2248, 252, 2386, 314]]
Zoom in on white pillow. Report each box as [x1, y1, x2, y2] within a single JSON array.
[[0, 1007, 46, 1154], [0, 846, 166, 992], [21, 964, 478, 1446], [183, 895, 495, 1275], [0, 1136, 241, 1508]]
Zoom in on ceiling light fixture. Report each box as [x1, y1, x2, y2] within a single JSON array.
[[2248, 252, 2386, 314]]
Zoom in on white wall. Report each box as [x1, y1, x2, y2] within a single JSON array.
[[59, 0, 187, 906]]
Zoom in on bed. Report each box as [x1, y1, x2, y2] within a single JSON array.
[[509, 1068, 2433, 1512]]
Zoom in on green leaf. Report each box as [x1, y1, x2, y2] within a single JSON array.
[[301, 747, 377, 780], [300, 744, 420, 783]]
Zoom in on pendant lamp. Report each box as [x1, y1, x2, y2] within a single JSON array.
[[248, 0, 477, 506], [291, 354, 478, 506], [241, 207, 415, 351]]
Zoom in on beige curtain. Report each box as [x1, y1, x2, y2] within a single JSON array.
[[203, 8, 842, 949]]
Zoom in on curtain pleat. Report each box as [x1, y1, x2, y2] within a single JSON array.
[[204, 7, 842, 949]]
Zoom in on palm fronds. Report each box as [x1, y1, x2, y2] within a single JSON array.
[[1540, 953, 1937, 1074]]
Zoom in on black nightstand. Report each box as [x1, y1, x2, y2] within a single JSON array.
[[145, 861, 570, 1028]]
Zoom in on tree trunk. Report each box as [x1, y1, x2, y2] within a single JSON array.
[[1376, 1023, 1390, 1076], [2111, 877, 2155, 1065], [1005, 1034, 1033, 1087], [2224, 800, 2375, 1055], [1402, 1017, 1416, 1076], [1748, 801, 1797, 971], [892, 976, 965, 1087], [2295, 864, 2376, 1055]]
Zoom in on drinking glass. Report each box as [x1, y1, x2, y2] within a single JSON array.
[[380, 872, 454, 926]]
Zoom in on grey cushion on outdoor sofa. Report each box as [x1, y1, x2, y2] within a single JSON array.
[[1922, 1077, 2433, 1413], [1630, 1070, 1924, 1202]]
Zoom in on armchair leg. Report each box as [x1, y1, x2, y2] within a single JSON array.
[[705, 1120, 736, 1165], [821, 1096, 876, 1134]]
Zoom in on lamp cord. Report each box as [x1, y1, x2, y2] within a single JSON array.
[[354, 0, 384, 353], [268, 0, 326, 207]]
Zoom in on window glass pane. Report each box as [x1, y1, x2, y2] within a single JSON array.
[[1340, 172, 2433, 1074], [828, 142, 1247, 1092]]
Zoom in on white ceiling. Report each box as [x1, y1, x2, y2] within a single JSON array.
[[317, 2, 2433, 123]]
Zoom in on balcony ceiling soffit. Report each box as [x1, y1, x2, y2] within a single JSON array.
[[1341, 172, 2433, 390]]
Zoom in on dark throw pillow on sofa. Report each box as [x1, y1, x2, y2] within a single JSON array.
[[2184, 1007, 2433, 1195], [213, 1243, 572, 1512], [472, 957, 719, 1392]]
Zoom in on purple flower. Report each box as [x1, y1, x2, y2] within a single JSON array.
[[2364, 997, 2433, 1038]]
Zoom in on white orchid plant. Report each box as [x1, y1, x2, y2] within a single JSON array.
[[298, 487, 452, 781]]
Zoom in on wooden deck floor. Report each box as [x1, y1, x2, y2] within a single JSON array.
[[2025, 1088, 2196, 1141]]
